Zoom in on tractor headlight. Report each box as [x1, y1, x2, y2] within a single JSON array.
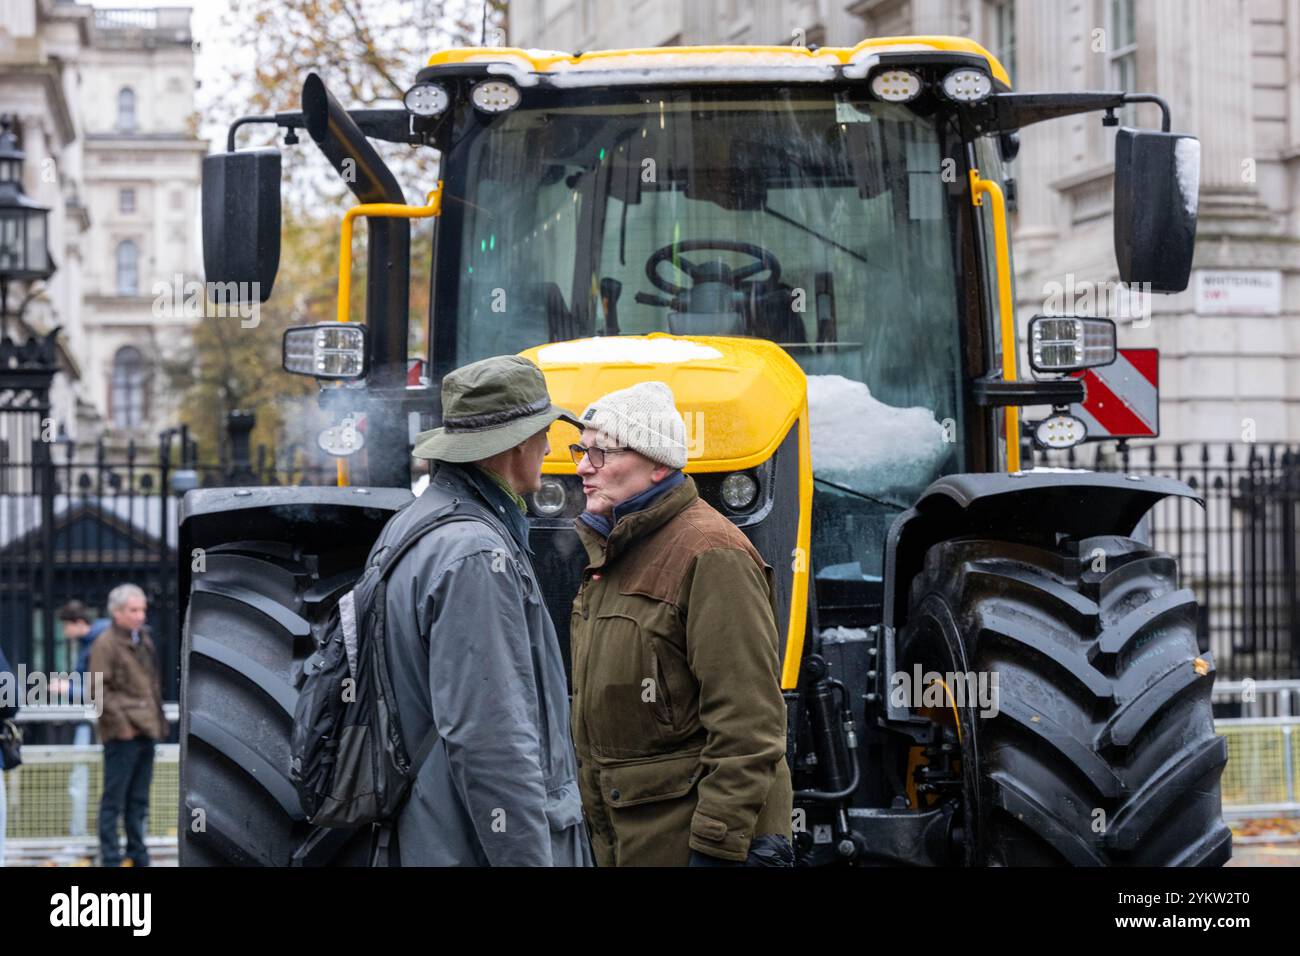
[[1028, 316, 1117, 372], [531, 477, 568, 517], [1034, 413, 1087, 450], [870, 69, 922, 103], [404, 82, 450, 117], [720, 472, 759, 511], [941, 68, 993, 103], [282, 322, 368, 379], [470, 80, 521, 114]]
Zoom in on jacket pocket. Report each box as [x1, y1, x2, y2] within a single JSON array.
[[544, 779, 584, 831], [586, 612, 673, 758], [600, 751, 704, 808], [648, 641, 674, 728]]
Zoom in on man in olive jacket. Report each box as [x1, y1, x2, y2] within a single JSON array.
[[569, 381, 793, 866]]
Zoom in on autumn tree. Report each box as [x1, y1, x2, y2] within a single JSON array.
[[176, 0, 505, 474]]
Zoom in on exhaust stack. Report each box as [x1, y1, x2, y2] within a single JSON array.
[[301, 73, 414, 487], [301, 72, 410, 388]]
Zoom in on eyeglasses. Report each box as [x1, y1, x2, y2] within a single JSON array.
[[569, 443, 630, 469]]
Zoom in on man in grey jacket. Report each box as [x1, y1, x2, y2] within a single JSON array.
[[378, 354, 592, 866]]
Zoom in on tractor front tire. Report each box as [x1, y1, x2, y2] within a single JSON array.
[[178, 541, 369, 866], [899, 534, 1231, 866]]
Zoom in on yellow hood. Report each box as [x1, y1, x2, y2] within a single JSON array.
[[522, 334, 807, 472]]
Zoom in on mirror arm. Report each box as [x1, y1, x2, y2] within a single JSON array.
[[226, 108, 420, 153], [973, 375, 1086, 408], [226, 115, 278, 152], [1120, 94, 1171, 132], [975, 91, 1172, 135]]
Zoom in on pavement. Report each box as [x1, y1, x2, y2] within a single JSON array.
[[6, 819, 1295, 867], [1226, 816, 1300, 866]]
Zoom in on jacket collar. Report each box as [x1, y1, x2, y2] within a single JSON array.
[[575, 475, 698, 568], [578, 469, 685, 538], [107, 623, 150, 647], [433, 462, 532, 554]]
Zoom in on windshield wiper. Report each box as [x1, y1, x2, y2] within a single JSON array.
[[761, 204, 871, 266], [813, 476, 910, 511]]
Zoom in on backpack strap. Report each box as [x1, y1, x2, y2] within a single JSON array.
[[374, 498, 465, 578], [370, 820, 399, 868], [368, 725, 438, 867], [411, 724, 439, 769], [373, 495, 517, 578]]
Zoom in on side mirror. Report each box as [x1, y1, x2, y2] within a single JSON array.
[[201, 149, 281, 303], [1113, 128, 1199, 293]]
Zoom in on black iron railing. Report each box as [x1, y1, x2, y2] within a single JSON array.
[[0, 430, 337, 714], [1036, 441, 1300, 681]]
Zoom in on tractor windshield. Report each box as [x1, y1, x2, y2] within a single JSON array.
[[436, 85, 972, 582]]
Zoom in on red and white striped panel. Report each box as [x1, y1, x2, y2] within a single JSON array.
[[1069, 348, 1159, 439]]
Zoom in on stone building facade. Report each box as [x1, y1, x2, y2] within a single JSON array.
[[77, 6, 203, 450], [0, 1, 202, 457]]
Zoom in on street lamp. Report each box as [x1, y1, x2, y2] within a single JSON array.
[[0, 115, 55, 340]]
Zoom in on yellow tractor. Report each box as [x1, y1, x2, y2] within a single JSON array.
[[180, 37, 1229, 866]]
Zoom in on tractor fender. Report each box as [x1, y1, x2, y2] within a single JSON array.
[[882, 470, 1202, 630], [179, 486, 413, 623]]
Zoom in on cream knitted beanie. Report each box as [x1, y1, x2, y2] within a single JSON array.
[[579, 381, 688, 469]]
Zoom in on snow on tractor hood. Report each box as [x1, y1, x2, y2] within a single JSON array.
[[524, 334, 806, 473], [806, 374, 949, 499]]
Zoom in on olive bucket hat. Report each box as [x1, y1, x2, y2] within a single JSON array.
[[412, 355, 581, 462]]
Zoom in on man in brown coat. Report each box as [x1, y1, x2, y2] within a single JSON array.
[[569, 381, 792, 866], [88, 583, 166, 867]]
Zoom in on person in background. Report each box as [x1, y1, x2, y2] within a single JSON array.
[[0, 641, 21, 868], [57, 601, 110, 854], [89, 584, 166, 867], [58, 601, 111, 695]]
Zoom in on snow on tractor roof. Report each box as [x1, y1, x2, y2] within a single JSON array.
[[425, 36, 1011, 89], [537, 337, 724, 365]]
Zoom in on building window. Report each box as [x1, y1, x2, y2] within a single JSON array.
[[119, 188, 136, 213], [994, 0, 1016, 85], [117, 87, 137, 132], [111, 346, 150, 429], [170, 189, 183, 211], [1108, 0, 1137, 124], [116, 239, 139, 295]]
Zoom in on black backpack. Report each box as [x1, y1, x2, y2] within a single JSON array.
[[289, 497, 485, 839]]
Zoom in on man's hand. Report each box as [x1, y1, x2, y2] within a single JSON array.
[[688, 849, 742, 867]]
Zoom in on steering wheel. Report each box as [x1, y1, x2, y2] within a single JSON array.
[[644, 239, 782, 297]]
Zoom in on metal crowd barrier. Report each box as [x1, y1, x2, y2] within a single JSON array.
[[4, 689, 1298, 863], [1213, 680, 1300, 819], [3, 705, 180, 865]]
